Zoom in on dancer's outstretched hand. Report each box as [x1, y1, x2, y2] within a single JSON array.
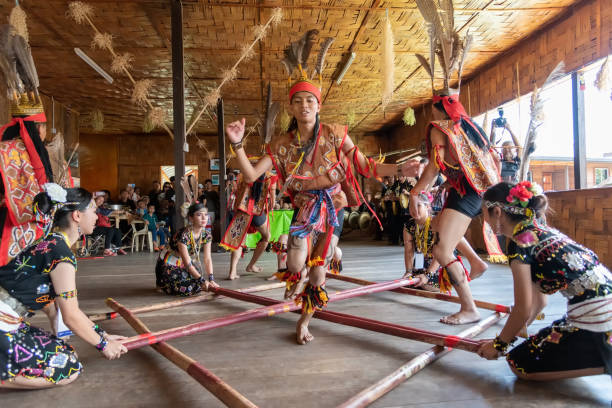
[[398, 159, 420, 178], [226, 118, 246, 143]]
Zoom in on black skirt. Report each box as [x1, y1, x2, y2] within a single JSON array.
[[507, 318, 612, 375]]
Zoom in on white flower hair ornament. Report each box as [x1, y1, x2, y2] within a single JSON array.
[[43, 183, 68, 203]]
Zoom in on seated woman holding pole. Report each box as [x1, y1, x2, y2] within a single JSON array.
[[155, 203, 219, 296], [0, 184, 127, 389], [477, 181, 611, 380]]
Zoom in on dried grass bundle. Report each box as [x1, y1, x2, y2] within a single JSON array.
[[67, 1, 94, 25], [241, 43, 256, 61], [270, 8, 283, 27], [403, 107, 416, 126], [111, 52, 133, 74], [148, 107, 165, 129], [221, 67, 238, 83], [595, 56, 610, 91], [9, 5, 28, 43], [280, 108, 290, 132], [252, 24, 268, 40], [131, 79, 153, 106], [204, 88, 221, 107], [346, 109, 356, 128], [142, 114, 154, 133], [91, 32, 113, 52], [381, 12, 394, 109], [89, 108, 104, 131]]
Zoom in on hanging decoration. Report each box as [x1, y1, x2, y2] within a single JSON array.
[[402, 107, 416, 126], [594, 56, 610, 92], [381, 9, 395, 110]]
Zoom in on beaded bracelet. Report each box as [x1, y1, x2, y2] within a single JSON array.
[[93, 324, 107, 338], [492, 335, 516, 354], [95, 335, 108, 352], [208, 274, 215, 282]]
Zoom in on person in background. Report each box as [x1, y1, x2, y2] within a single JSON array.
[[93, 195, 126, 256], [490, 116, 522, 183], [135, 199, 147, 217], [143, 204, 166, 251], [148, 180, 161, 209], [116, 189, 136, 211], [131, 186, 141, 203]]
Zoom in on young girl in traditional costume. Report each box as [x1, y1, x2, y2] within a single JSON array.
[[477, 181, 611, 380], [155, 203, 218, 296], [0, 185, 127, 389]]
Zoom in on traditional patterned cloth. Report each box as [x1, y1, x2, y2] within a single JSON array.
[[156, 227, 211, 296], [220, 173, 274, 251], [506, 219, 612, 374], [482, 221, 508, 264], [0, 322, 82, 384], [0, 232, 82, 384], [404, 217, 439, 290]]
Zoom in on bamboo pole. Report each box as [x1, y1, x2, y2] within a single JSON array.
[[326, 273, 511, 314], [121, 278, 417, 350], [89, 282, 285, 322], [106, 298, 258, 408], [336, 312, 504, 408], [213, 288, 484, 353]]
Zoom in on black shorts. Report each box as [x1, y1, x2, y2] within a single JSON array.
[[444, 180, 482, 218], [252, 213, 267, 227]]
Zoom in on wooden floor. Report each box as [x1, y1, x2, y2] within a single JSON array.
[[2, 236, 610, 407]]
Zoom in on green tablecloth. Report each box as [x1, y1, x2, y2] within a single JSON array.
[[245, 209, 294, 248]]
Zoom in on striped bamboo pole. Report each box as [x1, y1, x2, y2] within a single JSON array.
[[106, 298, 258, 408], [121, 278, 417, 350], [213, 288, 485, 353], [89, 282, 285, 322], [336, 312, 504, 408], [326, 273, 511, 313]]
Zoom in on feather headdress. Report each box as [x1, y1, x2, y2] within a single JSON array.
[[263, 82, 280, 144], [414, 0, 473, 95], [282, 30, 335, 92], [518, 61, 565, 181]]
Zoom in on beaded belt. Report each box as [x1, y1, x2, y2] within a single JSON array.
[[561, 264, 612, 299]]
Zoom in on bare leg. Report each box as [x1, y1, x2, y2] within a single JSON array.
[[433, 209, 480, 325], [296, 234, 339, 344], [456, 237, 488, 279], [246, 223, 270, 273], [403, 228, 415, 279], [284, 236, 308, 299], [0, 372, 80, 389], [228, 246, 242, 280], [268, 234, 289, 280]]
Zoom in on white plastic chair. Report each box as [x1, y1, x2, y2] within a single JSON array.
[[130, 221, 153, 253]]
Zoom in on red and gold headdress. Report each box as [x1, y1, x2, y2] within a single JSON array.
[[281, 30, 334, 104]]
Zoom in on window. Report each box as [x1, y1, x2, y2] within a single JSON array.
[[595, 168, 609, 185]]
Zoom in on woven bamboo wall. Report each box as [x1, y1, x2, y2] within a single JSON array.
[[384, 0, 612, 151]]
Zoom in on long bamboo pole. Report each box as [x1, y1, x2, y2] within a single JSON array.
[[213, 288, 484, 353], [89, 282, 284, 322], [336, 313, 504, 408], [121, 278, 417, 350], [106, 298, 258, 408], [326, 273, 511, 314]]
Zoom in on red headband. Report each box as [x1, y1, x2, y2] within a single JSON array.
[[432, 94, 467, 124], [289, 80, 321, 103]]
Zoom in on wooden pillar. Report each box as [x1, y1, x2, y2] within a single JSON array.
[[571, 71, 587, 190], [217, 99, 227, 243], [172, 0, 185, 229]]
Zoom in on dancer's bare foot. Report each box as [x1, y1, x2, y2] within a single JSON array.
[[227, 271, 240, 280], [245, 265, 263, 273], [296, 323, 314, 345], [440, 310, 480, 325], [469, 258, 488, 280], [266, 274, 278, 281]]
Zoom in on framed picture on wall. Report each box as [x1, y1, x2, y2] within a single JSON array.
[[210, 159, 220, 171], [211, 174, 219, 186]]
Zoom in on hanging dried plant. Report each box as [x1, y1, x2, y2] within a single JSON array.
[[240, 43, 256, 61], [131, 79, 153, 106], [594, 56, 610, 92], [91, 32, 113, 52], [204, 88, 221, 107], [89, 109, 104, 131], [67, 1, 94, 25], [148, 107, 166, 129], [270, 8, 283, 27], [111, 52, 134, 74], [402, 107, 416, 126], [381, 11, 395, 109], [346, 109, 356, 128], [142, 114, 154, 133], [9, 5, 28, 43], [221, 67, 238, 83], [252, 24, 268, 40], [280, 108, 290, 132]]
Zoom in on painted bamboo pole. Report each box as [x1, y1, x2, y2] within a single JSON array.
[[336, 312, 504, 408], [213, 288, 484, 353], [89, 282, 285, 322], [326, 273, 511, 314], [121, 278, 417, 350], [106, 298, 258, 408]]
